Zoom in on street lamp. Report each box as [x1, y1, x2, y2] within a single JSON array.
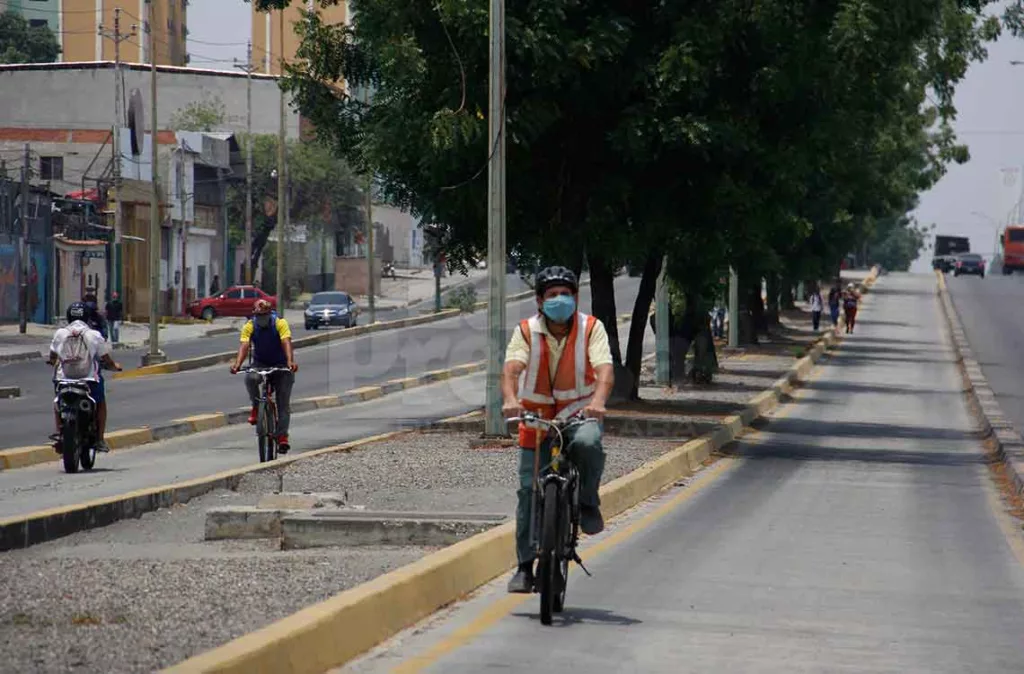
[[970, 210, 1003, 261]]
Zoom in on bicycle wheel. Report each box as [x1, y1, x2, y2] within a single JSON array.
[[256, 401, 274, 463], [538, 480, 560, 626]]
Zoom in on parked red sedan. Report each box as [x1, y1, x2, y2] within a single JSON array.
[[188, 285, 277, 320]]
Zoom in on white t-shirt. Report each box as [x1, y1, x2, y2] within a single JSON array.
[[50, 321, 110, 381]]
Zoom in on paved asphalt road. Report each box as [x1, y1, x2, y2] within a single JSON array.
[[344, 273, 1024, 674], [0, 277, 640, 450], [0, 319, 655, 520], [0, 272, 528, 380], [947, 271, 1024, 438]]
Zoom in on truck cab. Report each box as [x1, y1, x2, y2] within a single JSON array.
[[1002, 226, 1024, 275]]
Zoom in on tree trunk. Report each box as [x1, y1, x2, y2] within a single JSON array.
[[691, 311, 718, 384], [780, 277, 795, 310], [586, 251, 621, 365], [765, 273, 780, 327], [750, 279, 768, 336], [624, 252, 662, 399]]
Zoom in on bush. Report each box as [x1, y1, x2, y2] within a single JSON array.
[[445, 284, 479, 313]]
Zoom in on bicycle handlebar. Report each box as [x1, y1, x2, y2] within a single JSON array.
[[239, 366, 292, 376]]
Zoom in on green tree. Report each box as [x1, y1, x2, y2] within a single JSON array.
[[169, 96, 228, 132], [226, 134, 364, 276], [0, 11, 60, 64]]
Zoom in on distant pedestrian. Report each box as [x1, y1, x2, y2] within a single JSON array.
[[105, 291, 124, 344], [809, 286, 823, 331], [842, 283, 859, 334], [209, 274, 221, 297], [828, 283, 841, 328]]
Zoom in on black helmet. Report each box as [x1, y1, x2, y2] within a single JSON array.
[[535, 265, 578, 296], [66, 302, 88, 323]]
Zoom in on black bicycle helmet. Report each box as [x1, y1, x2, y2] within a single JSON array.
[[534, 265, 578, 296], [66, 302, 88, 323]]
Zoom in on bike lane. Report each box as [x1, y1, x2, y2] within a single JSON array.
[[341, 273, 1024, 674]]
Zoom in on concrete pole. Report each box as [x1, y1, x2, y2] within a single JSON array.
[[484, 0, 507, 436], [276, 7, 286, 318], [143, 0, 165, 365], [728, 266, 739, 348], [234, 42, 256, 284], [18, 145, 29, 333], [363, 87, 376, 324], [655, 255, 670, 385]]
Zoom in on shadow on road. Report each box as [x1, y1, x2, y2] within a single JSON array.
[[803, 380, 965, 397], [760, 418, 981, 442], [512, 607, 644, 628], [826, 354, 953, 366], [734, 444, 988, 466]]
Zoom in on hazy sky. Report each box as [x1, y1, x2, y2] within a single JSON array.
[[188, 2, 1024, 272], [186, 0, 251, 69]]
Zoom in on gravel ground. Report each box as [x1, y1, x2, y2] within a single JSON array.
[[0, 433, 684, 673], [269, 433, 685, 514]]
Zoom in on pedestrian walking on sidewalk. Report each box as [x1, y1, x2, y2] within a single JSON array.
[[842, 283, 859, 334], [105, 292, 123, 344], [809, 286, 824, 332], [828, 283, 842, 328]]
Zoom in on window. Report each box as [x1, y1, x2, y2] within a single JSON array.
[[1008, 229, 1024, 243], [224, 288, 242, 299], [39, 156, 63, 181], [29, 19, 48, 29]]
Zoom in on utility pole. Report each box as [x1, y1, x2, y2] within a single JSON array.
[[234, 41, 256, 284], [178, 142, 188, 316], [484, 0, 507, 436], [17, 145, 29, 333], [98, 8, 137, 303], [143, 0, 166, 366], [363, 87, 376, 324], [728, 266, 739, 349], [655, 255, 670, 385], [276, 7, 286, 318]]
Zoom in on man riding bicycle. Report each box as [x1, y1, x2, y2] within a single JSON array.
[[48, 302, 122, 453], [501, 265, 615, 593], [230, 299, 299, 452]]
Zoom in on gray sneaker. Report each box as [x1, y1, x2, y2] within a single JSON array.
[[507, 566, 534, 594], [95, 440, 111, 453], [580, 506, 604, 535]]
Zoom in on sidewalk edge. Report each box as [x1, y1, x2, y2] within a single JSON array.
[[935, 269, 1024, 496]]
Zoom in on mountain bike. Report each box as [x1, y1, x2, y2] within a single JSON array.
[[509, 412, 598, 625], [241, 367, 291, 462]]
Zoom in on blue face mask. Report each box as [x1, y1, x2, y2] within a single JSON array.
[[541, 295, 576, 323]]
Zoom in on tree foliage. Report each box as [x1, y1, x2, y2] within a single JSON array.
[[169, 96, 228, 132], [252, 0, 996, 393], [0, 11, 60, 64]]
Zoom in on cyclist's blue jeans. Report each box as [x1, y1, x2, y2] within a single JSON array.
[[516, 421, 605, 565]]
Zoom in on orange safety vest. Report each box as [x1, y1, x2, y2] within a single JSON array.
[[517, 312, 598, 449]]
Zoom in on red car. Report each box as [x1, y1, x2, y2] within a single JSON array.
[[188, 285, 277, 320]]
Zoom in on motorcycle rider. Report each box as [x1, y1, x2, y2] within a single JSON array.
[[47, 302, 122, 452]]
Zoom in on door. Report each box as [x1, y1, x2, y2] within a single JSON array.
[[221, 287, 243, 315], [198, 265, 207, 299]]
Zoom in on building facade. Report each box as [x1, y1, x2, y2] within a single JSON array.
[[6, 0, 187, 66], [251, 0, 348, 76]]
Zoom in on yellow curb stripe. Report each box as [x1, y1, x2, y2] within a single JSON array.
[[0, 446, 53, 470], [176, 414, 228, 434], [105, 428, 155, 449]]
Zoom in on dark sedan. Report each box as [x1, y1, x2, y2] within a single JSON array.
[[953, 253, 986, 278], [303, 291, 360, 330]]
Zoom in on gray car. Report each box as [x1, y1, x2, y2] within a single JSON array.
[[304, 291, 360, 330]]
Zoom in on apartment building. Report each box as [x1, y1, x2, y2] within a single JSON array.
[[251, 0, 347, 75], [6, 0, 187, 65]]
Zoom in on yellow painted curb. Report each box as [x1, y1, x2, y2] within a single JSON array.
[[106, 428, 155, 450], [178, 414, 228, 434], [387, 377, 421, 390], [306, 395, 343, 409], [112, 362, 179, 380], [348, 386, 383, 401], [423, 369, 452, 382], [0, 446, 53, 470]]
